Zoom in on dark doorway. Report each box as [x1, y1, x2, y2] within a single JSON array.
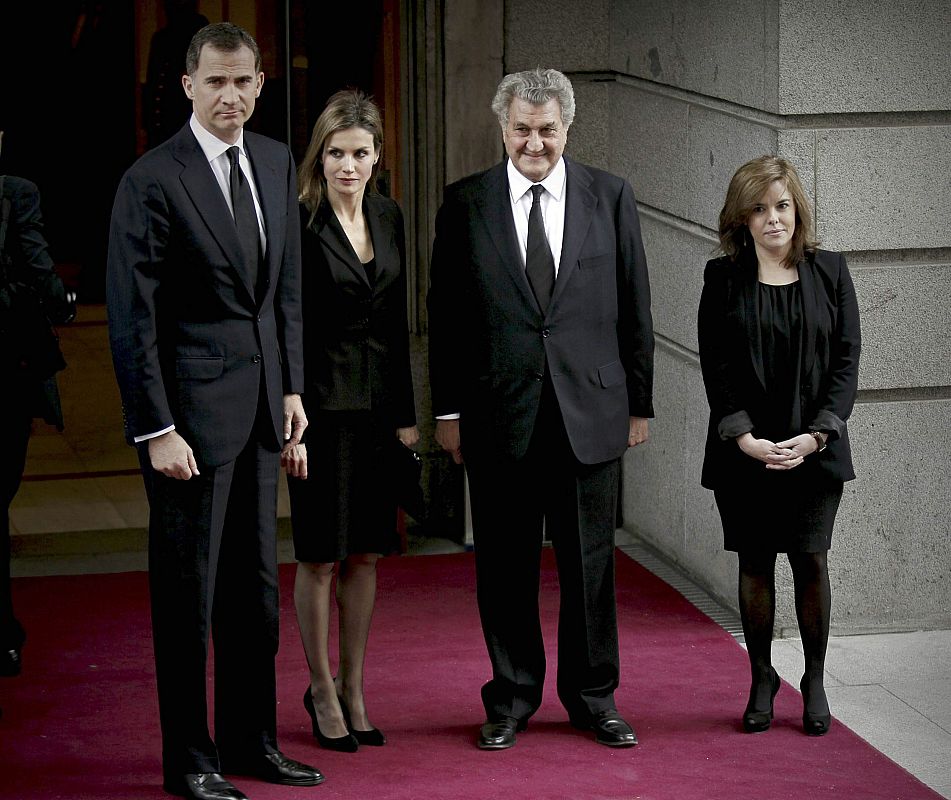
[[1, 2, 136, 302]]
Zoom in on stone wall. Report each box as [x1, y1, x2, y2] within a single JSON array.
[[503, 0, 951, 632]]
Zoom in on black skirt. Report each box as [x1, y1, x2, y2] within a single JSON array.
[[714, 468, 843, 553], [287, 409, 400, 562]]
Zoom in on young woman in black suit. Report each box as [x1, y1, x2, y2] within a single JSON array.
[[283, 90, 418, 752], [698, 156, 861, 736]]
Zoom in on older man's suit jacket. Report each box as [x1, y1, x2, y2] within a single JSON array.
[[107, 123, 303, 466], [428, 157, 654, 465], [698, 249, 861, 489]]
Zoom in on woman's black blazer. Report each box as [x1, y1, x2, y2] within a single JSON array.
[[298, 194, 416, 427], [698, 248, 861, 489]]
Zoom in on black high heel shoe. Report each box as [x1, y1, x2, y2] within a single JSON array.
[[742, 667, 781, 733], [800, 676, 831, 736], [303, 687, 359, 752], [338, 693, 387, 746]]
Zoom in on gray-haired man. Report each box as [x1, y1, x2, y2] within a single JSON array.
[[428, 68, 654, 749]]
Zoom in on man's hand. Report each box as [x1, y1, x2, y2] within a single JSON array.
[[281, 442, 307, 479], [283, 393, 308, 447], [435, 419, 463, 464], [148, 430, 199, 480], [628, 416, 649, 448]]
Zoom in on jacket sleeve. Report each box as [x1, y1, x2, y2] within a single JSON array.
[[809, 252, 861, 439], [427, 188, 464, 418], [106, 168, 175, 443], [275, 147, 305, 395], [615, 179, 655, 418], [698, 260, 754, 439]]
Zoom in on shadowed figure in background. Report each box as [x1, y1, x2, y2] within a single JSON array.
[[0, 128, 74, 694], [144, 0, 209, 149]]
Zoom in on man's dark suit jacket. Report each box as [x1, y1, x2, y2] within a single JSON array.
[[698, 249, 861, 489], [107, 123, 304, 463], [299, 194, 415, 427], [428, 157, 654, 464]]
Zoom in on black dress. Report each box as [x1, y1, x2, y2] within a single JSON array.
[[289, 252, 403, 562], [714, 281, 843, 553]]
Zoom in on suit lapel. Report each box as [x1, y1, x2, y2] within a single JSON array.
[[314, 204, 372, 290], [473, 163, 537, 309], [364, 196, 398, 293], [552, 159, 596, 309], [174, 128, 257, 304]]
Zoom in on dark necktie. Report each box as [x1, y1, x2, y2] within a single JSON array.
[[525, 184, 555, 312], [227, 145, 260, 290]]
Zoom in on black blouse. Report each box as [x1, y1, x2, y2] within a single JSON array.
[[758, 280, 803, 440]]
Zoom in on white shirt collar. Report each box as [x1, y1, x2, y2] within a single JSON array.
[[189, 114, 246, 163], [507, 156, 566, 203]]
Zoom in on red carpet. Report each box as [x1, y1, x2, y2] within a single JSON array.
[[0, 550, 942, 800]]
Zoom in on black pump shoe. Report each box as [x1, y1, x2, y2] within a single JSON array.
[[338, 692, 387, 746], [743, 667, 781, 733], [800, 676, 831, 736], [303, 686, 359, 752]]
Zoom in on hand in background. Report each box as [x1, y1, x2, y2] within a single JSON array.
[[435, 419, 463, 464]]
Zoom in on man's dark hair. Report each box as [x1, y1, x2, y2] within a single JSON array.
[[185, 22, 261, 76]]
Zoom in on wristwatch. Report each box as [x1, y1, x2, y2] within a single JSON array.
[[810, 431, 827, 453]]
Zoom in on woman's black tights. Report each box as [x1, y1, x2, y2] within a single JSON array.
[[738, 550, 831, 716]]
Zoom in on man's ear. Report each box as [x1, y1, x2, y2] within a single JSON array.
[[182, 74, 194, 100]]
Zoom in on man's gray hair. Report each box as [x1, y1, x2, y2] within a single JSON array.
[[491, 68, 575, 128]]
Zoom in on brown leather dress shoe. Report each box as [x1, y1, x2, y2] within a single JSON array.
[[163, 773, 249, 800]]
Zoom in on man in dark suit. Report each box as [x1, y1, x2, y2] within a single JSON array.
[[107, 23, 322, 800], [428, 68, 654, 750]]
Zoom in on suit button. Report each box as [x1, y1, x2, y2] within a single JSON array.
[[252, 354, 261, 363], [542, 328, 551, 338], [534, 372, 543, 381]]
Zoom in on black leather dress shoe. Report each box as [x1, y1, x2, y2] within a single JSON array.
[[477, 716, 527, 750], [0, 630, 24, 677], [227, 751, 324, 786], [163, 773, 249, 800], [571, 710, 638, 747], [0, 647, 22, 677]]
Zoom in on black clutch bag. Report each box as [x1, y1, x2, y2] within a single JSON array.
[[385, 438, 426, 523]]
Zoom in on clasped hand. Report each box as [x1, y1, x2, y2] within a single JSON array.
[[736, 432, 818, 470]]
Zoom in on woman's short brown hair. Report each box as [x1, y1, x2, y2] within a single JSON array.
[[298, 89, 384, 220], [718, 155, 818, 268]]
